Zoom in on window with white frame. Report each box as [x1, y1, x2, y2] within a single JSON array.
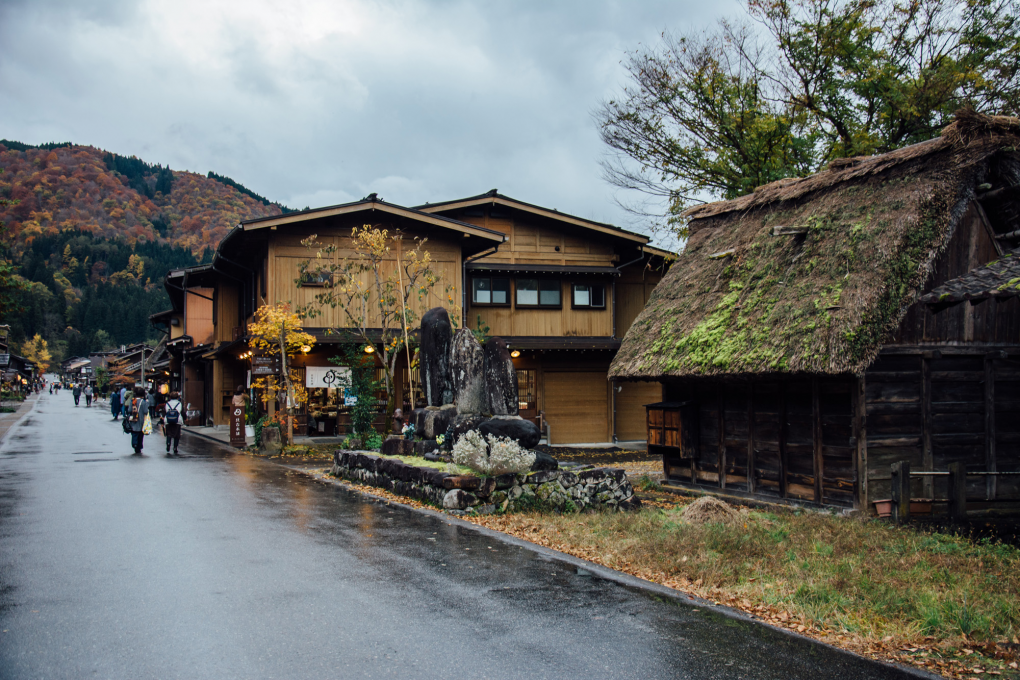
[[572, 283, 605, 309]]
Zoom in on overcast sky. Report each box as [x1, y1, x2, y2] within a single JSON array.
[[0, 0, 739, 246]]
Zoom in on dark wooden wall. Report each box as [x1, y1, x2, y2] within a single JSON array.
[[663, 378, 856, 507], [863, 350, 1020, 507], [893, 202, 1020, 345]]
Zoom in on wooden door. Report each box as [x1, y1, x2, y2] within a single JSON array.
[[615, 380, 662, 441], [544, 372, 609, 444]]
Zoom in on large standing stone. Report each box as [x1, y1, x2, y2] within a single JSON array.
[[422, 408, 455, 439], [421, 307, 453, 406], [483, 337, 518, 416], [449, 329, 486, 414], [477, 416, 541, 449]]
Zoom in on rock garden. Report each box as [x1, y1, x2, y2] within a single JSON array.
[[329, 307, 638, 515]]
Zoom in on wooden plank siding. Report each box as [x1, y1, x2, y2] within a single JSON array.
[[265, 226, 463, 328], [662, 378, 856, 507], [862, 350, 1020, 509]]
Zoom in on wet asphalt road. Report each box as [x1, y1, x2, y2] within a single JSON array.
[[0, 391, 925, 679]]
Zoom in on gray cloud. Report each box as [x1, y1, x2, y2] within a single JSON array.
[[0, 0, 739, 247]]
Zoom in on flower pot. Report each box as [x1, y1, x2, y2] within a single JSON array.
[[910, 499, 933, 516], [872, 499, 893, 517], [872, 499, 933, 518]]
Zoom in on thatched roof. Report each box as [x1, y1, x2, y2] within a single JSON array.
[[611, 111, 1020, 380], [920, 247, 1020, 307]]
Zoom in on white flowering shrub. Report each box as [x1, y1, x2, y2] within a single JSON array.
[[484, 434, 536, 476], [451, 429, 536, 476], [452, 429, 488, 471]]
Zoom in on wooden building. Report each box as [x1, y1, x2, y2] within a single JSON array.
[[418, 191, 670, 443], [610, 112, 1020, 513], [152, 192, 670, 443]]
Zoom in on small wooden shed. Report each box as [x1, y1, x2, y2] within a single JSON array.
[[611, 111, 1020, 514]]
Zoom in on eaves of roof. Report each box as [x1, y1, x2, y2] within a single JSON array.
[[414, 191, 649, 245], [237, 197, 506, 243]]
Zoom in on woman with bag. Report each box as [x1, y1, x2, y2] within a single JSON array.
[[129, 386, 151, 455]]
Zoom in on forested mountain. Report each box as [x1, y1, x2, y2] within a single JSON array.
[[0, 140, 289, 362]]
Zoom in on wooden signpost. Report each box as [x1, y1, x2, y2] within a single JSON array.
[[229, 405, 246, 447]]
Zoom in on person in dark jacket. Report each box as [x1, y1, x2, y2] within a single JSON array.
[[72, 383, 81, 406], [161, 391, 183, 457], [110, 386, 121, 421], [129, 386, 149, 455]]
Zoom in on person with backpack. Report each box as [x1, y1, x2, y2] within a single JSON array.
[[162, 391, 183, 457], [128, 386, 150, 455]]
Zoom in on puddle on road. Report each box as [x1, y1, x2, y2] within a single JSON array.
[[73, 459, 119, 463]]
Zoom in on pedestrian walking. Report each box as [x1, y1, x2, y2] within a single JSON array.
[[128, 386, 149, 455], [110, 385, 121, 420], [72, 383, 81, 406], [162, 391, 183, 457], [84, 384, 93, 407], [120, 385, 129, 419]]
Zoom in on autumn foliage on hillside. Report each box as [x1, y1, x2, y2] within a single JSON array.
[[0, 143, 283, 256]]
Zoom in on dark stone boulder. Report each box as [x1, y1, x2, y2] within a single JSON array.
[[477, 417, 541, 449], [410, 408, 429, 433], [531, 450, 559, 472], [483, 337, 518, 416], [421, 307, 454, 406], [381, 437, 414, 457], [413, 439, 438, 456], [450, 329, 486, 414], [450, 413, 486, 445], [422, 408, 454, 440], [493, 473, 517, 490], [443, 489, 478, 510]]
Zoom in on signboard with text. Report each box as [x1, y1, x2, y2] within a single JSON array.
[[229, 405, 246, 447], [305, 366, 351, 390], [0, 354, 9, 367], [251, 356, 281, 376]]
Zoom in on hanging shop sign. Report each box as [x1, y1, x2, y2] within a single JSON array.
[[252, 356, 281, 376], [0, 354, 9, 367], [305, 366, 351, 390]]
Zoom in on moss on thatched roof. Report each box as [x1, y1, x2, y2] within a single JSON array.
[[611, 112, 1020, 380]]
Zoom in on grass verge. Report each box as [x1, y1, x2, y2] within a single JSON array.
[[281, 461, 1020, 678], [467, 493, 1020, 679]]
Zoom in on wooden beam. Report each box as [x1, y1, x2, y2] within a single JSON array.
[[921, 356, 933, 500], [812, 377, 823, 504], [779, 382, 788, 499], [986, 355, 997, 500], [855, 374, 868, 510], [747, 381, 756, 496], [772, 225, 809, 236], [949, 461, 967, 520], [718, 383, 726, 490], [891, 460, 911, 524]]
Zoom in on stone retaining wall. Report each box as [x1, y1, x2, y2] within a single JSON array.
[[330, 450, 640, 514]]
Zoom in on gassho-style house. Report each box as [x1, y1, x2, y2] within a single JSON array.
[[610, 111, 1020, 516], [150, 191, 672, 445]]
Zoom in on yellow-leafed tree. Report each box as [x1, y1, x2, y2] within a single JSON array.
[[298, 226, 457, 415], [248, 303, 315, 445], [21, 334, 51, 373]]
